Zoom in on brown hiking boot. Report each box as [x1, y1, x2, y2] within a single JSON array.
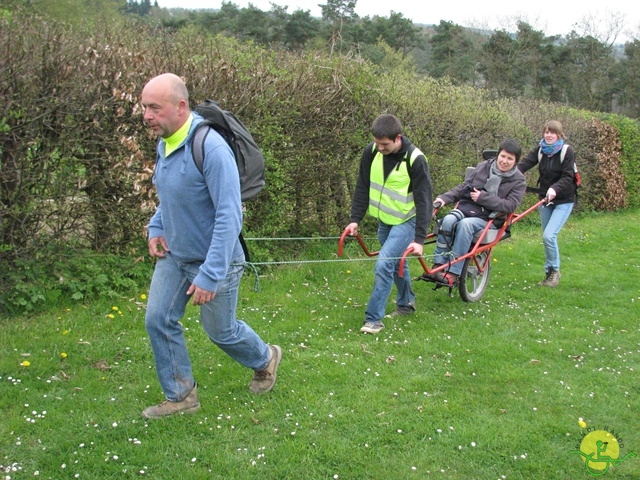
[[538, 269, 552, 286], [249, 345, 282, 394], [538, 269, 561, 287], [141, 384, 200, 419]]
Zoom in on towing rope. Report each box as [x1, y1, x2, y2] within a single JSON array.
[[240, 236, 443, 291]]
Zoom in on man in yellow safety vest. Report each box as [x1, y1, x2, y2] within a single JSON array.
[[345, 114, 433, 334]]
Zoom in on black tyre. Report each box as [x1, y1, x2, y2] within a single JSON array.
[[459, 250, 491, 302]]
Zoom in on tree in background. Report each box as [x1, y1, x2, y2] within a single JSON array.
[[123, 0, 154, 16], [127, 1, 640, 118], [266, 4, 289, 46], [283, 9, 321, 50], [365, 12, 424, 58], [479, 30, 521, 96], [512, 22, 557, 100], [572, 10, 626, 47], [616, 40, 640, 118], [479, 23, 558, 100], [9, 0, 640, 117], [235, 4, 270, 44], [320, 0, 357, 55], [193, 1, 240, 37], [560, 33, 617, 112], [428, 21, 478, 85]]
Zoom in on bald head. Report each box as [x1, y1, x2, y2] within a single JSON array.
[[141, 73, 191, 138]]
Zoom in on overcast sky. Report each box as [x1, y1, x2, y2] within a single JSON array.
[[155, 0, 639, 43]]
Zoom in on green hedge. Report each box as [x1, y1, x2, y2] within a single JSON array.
[[1, 12, 638, 314]]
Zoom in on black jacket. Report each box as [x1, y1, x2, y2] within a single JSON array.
[[350, 136, 433, 244], [518, 144, 577, 204]]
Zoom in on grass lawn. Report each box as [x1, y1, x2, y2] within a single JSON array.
[[1, 209, 639, 479]]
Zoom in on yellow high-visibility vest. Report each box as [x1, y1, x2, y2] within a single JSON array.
[[368, 146, 424, 225]]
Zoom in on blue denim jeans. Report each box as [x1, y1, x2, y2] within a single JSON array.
[[145, 253, 270, 402], [365, 219, 416, 324], [433, 215, 489, 276], [538, 202, 573, 272]]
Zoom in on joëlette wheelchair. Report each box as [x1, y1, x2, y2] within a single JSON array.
[[338, 151, 545, 302]]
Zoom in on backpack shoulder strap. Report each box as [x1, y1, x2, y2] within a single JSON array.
[[404, 145, 414, 175], [190, 121, 251, 261], [560, 143, 570, 163], [368, 143, 378, 160], [408, 146, 424, 162], [404, 145, 426, 181], [370, 143, 379, 164], [191, 122, 211, 175]]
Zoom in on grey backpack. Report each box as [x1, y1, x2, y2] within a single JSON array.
[[192, 100, 266, 201]]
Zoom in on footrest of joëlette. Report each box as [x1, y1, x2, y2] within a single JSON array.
[[415, 273, 458, 296], [414, 273, 437, 283]]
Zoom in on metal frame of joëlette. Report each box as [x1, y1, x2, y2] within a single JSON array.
[[338, 198, 546, 280]]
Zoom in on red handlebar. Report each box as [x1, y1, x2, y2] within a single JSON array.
[[338, 228, 379, 257]]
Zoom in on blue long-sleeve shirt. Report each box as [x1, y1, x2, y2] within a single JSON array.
[[147, 114, 243, 292]]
